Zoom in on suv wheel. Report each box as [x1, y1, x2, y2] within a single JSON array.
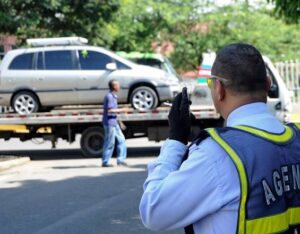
[[12, 91, 39, 115], [130, 86, 158, 110]]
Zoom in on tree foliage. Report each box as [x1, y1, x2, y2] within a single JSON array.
[[0, 0, 120, 45], [169, 5, 300, 71], [0, 0, 299, 72], [109, 0, 200, 52], [270, 0, 300, 23]]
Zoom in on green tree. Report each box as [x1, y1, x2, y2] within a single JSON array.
[[109, 0, 200, 52], [170, 5, 300, 71], [0, 0, 120, 46], [270, 0, 300, 23]]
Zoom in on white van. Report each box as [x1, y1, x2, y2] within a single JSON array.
[[196, 52, 292, 123]]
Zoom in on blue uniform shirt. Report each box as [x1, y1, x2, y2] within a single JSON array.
[[139, 102, 285, 233], [102, 92, 118, 126]]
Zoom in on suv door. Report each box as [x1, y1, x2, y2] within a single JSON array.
[[76, 49, 116, 104], [33, 50, 79, 105]]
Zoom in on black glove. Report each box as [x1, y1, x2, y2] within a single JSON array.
[[168, 87, 192, 145]]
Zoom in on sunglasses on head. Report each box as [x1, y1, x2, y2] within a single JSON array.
[[207, 75, 229, 88]]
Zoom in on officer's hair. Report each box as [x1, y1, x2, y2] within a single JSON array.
[[212, 43, 267, 93], [108, 80, 117, 91]]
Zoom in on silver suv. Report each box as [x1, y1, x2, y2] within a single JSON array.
[[0, 38, 180, 114]]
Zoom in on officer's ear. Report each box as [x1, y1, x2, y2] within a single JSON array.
[[266, 76, 272, 91], [215, 79, 226, 102]]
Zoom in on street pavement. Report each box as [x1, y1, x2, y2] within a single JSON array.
[[0, 138, 183, 234], [2, 103, 299, 234]]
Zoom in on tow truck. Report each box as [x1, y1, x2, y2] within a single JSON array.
[[0, 105, 221, 157], [0, 39, 292, 157]]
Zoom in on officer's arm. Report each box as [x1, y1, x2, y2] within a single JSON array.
[[139, 139, 225, 231]]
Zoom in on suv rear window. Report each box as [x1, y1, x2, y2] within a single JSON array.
[[9, 53, 34, 70], [44, 50, 74, 70]]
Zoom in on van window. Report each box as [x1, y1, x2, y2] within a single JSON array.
[[44, 50, 74, 70], [9, 53, 34, 70], [79, 50, 112, 70], [133, 58, 162, 70], [266, 66, 279, 98]]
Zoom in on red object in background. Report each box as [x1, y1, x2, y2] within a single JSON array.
[[0, 35, 17, 53]]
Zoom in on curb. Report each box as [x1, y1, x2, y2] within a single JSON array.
[[0, 157, 30, 172]]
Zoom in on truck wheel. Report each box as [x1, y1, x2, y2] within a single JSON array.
[[80, 126, 104, 157], [130, 86, 158, 110], [12, 91, 40, 115]]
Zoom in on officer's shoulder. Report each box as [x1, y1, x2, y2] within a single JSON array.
[[189, 130, 227, 160]]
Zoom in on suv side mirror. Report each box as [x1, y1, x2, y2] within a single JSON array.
[[106, 62, 117, 71]]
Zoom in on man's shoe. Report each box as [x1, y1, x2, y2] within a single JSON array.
[[102, 163, 114, 167], [117, 161, 128, 166]]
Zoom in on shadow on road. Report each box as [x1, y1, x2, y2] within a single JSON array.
[[0, 146, 161, 160], [0, 170, 182, 234]]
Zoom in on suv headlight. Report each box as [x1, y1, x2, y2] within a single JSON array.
[[162, 75, 180, 85]]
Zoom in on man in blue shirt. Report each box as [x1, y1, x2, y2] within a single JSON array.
[[139, 44, 300, 233], [102, 80, 127, 167]]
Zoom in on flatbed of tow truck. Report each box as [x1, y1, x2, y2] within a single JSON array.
[[0, 105, 221, 157], [0, 105, 219, 125]]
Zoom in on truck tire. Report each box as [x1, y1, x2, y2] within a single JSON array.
[[80, 126, 104, 157], [12, 91, 40, 115], [130, 86, 158, 110]]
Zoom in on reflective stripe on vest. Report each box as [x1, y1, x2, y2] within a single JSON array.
[[233, 125, 294, 144], [207, 125, 300, 233], [207, 128, 248, 234], [246, 207, 300, 233]]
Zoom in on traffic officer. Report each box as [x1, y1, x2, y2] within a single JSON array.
[[139, 43, 300, 233]]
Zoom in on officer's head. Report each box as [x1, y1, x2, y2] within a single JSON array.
[[109, 80, 120, 92], [210, 43, 271, 119]]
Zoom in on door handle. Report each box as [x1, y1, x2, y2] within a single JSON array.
[[36, 77, 44, 81], [81, 77, 88, 80]]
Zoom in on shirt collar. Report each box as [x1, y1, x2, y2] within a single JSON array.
[[226, 102, 268, 127], [110, 91, 117, 98]]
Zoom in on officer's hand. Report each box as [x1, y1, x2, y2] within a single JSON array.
[[168, 87, 192, 145]]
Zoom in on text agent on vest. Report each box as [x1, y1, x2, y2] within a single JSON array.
[[139, 43, 300, 234]]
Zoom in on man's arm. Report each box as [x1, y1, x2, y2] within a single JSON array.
[[139, 139, 225, 231], [106, 94, 129, 113], [107, 107, 129, 113]]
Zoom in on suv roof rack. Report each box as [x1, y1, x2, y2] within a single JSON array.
[[26, 37, 88, 47]]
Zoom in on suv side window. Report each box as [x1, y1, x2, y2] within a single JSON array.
[[9, 53, 34, 70], [79, 50, 112, 70], [115, 60, 130, 70], [44, 50, 75, 70]]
